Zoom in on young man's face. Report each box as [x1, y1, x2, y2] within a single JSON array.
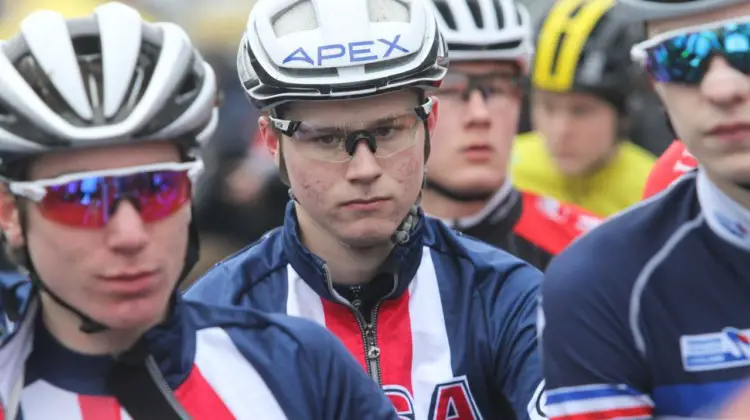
[[531, 90, 619, 176], [649, 3, 750, 184], [427, 61, 522, 196], [1, 142, 192, 331], [262, 90, 438, 248]]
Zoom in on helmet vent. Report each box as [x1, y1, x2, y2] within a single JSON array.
[[272, 0, 318, 38], [434, 1, 457, 30], [467, 0, 484, 28], [368, 0, 409, 23]]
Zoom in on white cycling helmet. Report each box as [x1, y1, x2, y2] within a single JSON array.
[[238, 0, 449, 110], [425, 0, 533, 71], [0, 1, 219, 174], [617, 0, 746, 21]]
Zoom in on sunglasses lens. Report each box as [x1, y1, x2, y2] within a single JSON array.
[[646, 34, 714, 84], [38, 170, 191, 228], [645, 22, 750, 84]]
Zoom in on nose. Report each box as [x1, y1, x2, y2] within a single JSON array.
[[464, 90, 491, 129], [104, 199, 149, 254], [701, 57, 750, 109], [345, 141, 383, 184], [544, 113, 572, 147]]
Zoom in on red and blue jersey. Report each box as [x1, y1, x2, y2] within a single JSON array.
[[541, 170, 750, 419], [186, 202, 546, 420], [0, 290, 398, 419]]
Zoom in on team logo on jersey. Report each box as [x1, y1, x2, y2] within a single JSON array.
[[383, 385, 415, 420], [536, 197, 567, 222], [681, 327, 750, 372], [427, 376, 482, 420], [714, 212, 749, 239]]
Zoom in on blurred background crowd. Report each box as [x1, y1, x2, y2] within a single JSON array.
[[0, 0, 676, 284]]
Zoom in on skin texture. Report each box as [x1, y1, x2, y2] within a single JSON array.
[[531, 90, 619, 176], [259, 90, 438, 285], [648, 3, 750, 207], [0, 142, 191, 354], [426, 61, 521, 198]]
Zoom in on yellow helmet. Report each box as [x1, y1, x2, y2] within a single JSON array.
[[0, 0, 154, 39], [531, 0, 637, 109]]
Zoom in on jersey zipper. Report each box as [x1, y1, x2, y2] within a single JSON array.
[[144, 355, 192, 419], [323, 265, 399, 385]]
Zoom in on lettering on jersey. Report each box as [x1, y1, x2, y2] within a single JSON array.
[[282, 35, 409, 66], [383, 385, 415, 420], [536, 197, 567, 223], [575, 214, 602, 233], [681, 327, 750, 372], [427, 376, 482, 420], [527, 381, 547, 420]]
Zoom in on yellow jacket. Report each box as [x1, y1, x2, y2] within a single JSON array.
[[511, 132, 656, 217]]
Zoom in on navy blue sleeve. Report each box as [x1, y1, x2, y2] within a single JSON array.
[[301, 321, 398, 420], [541, 241, 653, 420], [487, 264, 546, 420]]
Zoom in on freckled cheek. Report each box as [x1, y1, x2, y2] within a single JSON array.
[[288, 161, 339, 208], [391, 152, 422, 187]]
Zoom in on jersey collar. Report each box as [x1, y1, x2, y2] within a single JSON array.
[[698, 169, 750, 252]]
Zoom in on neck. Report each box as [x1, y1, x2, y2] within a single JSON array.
[[422, 179, 512, 221], [705, 169, 750, 209], [295, 203, 393, 286], [698, 169, 750, 252], [421, 189, 487, 219], [40, 293, 161, 355]]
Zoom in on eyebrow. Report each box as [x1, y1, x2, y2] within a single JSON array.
[[300, 112, 412, 131]]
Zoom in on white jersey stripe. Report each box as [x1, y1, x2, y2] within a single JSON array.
[[194, 327, 287, 419], [286, 265, 327, 327], [21, 381, 83, 420], [408, 247, 455, 419]]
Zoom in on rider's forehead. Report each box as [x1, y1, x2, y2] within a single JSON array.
[[646, 3, 750, 37], [283, 90, 420, 125], [448, 61, 519, 77], [28, 142, 182, 181]]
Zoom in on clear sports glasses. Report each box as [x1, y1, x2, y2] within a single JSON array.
[[269, 97, 434, 163]]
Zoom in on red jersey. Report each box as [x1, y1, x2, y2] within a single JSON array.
[[642, 141, 698, 199]]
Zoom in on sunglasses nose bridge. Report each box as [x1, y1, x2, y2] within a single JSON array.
[[107, 195, 142, 218]]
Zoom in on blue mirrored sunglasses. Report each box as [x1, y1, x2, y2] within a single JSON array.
[[631, 16, 750, 85]]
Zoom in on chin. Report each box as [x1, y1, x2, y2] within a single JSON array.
[[446, 179, 504, 197], [555, 161, 587, 177], [711, 153, 750, 181], [337, 221, 398, 249], [93, 293, 171, 331]]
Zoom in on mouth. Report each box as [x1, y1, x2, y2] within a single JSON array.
[[461, 144, 494, 161], [341, 197, 390, 211], [98, 269, 159, 294], [707, 122, 750, 143]]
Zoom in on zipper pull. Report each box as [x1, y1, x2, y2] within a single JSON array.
[[367, 345, 381, 360]]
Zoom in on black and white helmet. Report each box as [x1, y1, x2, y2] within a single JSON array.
[[426, 0, 533, 72], [238, 0, 449, 110], [617, 0, 746, 21], [0, 1, 218, 172]]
